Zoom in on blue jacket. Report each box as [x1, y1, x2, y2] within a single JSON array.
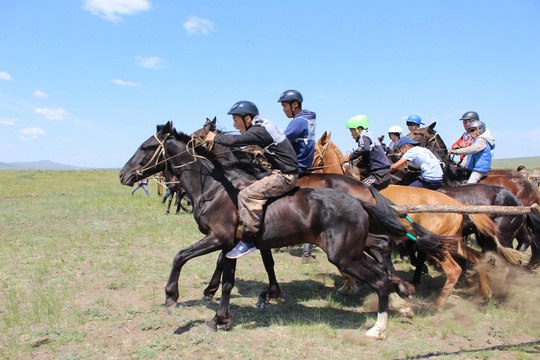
[[284, 109, 316, 171], [454, 129, 495, 174], [465, 140, 493, 174]]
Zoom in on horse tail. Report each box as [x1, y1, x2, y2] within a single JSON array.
[[470, 213, 522, 265], [364, 186, 458, 260]]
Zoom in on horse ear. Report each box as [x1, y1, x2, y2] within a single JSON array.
[[211, 116, 216, 124], [161, 121, 173, 134], [320, 131, 328, 144], [328, 131, 332, 139], [428, 122, 437, 131]]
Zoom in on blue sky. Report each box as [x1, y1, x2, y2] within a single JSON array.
[[1, 0, 539, 168]]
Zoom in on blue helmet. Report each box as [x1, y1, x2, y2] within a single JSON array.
[[278, 89, 303, 104], [227, 101, 259, 117], [397, 137, 420, 149], [406, 115, 424, 126]]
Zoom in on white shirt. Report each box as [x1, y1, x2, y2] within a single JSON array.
[[402, 146, 443, 181]]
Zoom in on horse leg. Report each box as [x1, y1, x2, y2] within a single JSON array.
[[459, 241, 494, 302], [206, 257, 237, 331], [257, 249, 282, 308], [203, 251, 224, 300], [165, 235, 226, 307], [411, 250, 427, 285], [341, 256, 392, 339], [166, 193, 174, 214], [430, 253, 462, 310]]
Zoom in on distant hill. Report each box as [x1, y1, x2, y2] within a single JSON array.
[[492, 156, 540, 170], [0, 160, 85, 170]]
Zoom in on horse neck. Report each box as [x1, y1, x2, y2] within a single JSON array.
[[425, 133, 448, 160], [320, 142, 347, 175], [164, 140, 224, 209]]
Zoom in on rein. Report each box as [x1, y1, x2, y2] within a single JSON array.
[[135, 134, 207, 177]]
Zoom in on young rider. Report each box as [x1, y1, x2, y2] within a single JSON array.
[[342, 114, 391, 190], [448, 120, 495, 183], [205, 101, 299, 258], [278, 89, 316, 176], [390, 137, 443, 189], [386, 125, 403, 155], [405, 115, 424, 134], [278, 89, 317, 262]]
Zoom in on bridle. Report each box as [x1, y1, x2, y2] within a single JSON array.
[[312, 140, 347, 174], [135, 132, 206, 178]]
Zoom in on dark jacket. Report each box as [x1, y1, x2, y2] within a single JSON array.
[[349, 129, 391, 173], [214, 117, 299, 174]]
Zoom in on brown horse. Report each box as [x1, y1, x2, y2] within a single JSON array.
[[311, 132, 523, 307], [408, 122, 540, 267], [119, 122, 458, 338]]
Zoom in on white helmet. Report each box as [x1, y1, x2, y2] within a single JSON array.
[[388, 125, 403, 134]]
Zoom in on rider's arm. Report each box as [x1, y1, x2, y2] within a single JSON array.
[[214, 127, 272, 148], [390, 157, 408, 172], [452, 137, 487, 155], [349, 135, 372, 161]]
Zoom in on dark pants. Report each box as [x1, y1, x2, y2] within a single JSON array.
[[409, 178, 442, 190]]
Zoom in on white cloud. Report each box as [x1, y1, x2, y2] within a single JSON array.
[[83, 0, 151, 22], [0, 117, 16, 126], [33, 90, 49, 99], [183, 16, 214, 35], [111, 79, 142, 87], [20, 127, 46, 140], [136, 56, 164, 69], [35, 107, 70, 120], [0, 71, 13, 81]]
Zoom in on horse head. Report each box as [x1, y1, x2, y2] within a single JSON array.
[[407, 122, 448, 160], [120, 122, 175, 186]]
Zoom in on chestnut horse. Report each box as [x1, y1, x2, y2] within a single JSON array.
[[119, 122, 457, 339], [310, 132, 524, 305], [408, 122, 540, 267]]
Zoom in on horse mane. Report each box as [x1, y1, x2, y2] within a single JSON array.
[[328, 141, 347, 164]]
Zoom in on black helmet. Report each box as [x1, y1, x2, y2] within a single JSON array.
[[278, 89, 303, 104], [460, 111, 479, 121], [227, 101, 259, 117]]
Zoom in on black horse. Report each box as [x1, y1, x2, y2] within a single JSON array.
[[119, 122, 454, 339]]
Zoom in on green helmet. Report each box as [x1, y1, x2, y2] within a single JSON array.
[[346, 114, 369, 130]]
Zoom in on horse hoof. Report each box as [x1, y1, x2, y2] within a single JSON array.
[[164, 298, 177, 311], [257, 298, 267, 310], [365, 327, 387, 340], [203, 295, 214, 301], [205, 320, 218, 332]]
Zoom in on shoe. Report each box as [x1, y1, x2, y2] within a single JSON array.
[[226, 241, 256, 259]]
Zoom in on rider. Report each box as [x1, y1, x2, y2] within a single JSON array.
[[386, 125, 403, 155], [342, 114, 391, 190], [205, 101, 299, 258], [278, 89, 316, 175], [451, 111, 477, 162], [405, 115, 424, 134], [390, 137, 443, 189], [278, 89, 316, 263], [448, 120, 495, 183]]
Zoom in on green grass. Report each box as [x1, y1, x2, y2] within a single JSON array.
[[1, 170, 539, 359]]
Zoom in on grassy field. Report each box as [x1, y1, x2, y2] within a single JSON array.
[[1, 170, 540, 360]]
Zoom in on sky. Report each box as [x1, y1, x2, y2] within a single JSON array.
[[1, 0, 539, 168]]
